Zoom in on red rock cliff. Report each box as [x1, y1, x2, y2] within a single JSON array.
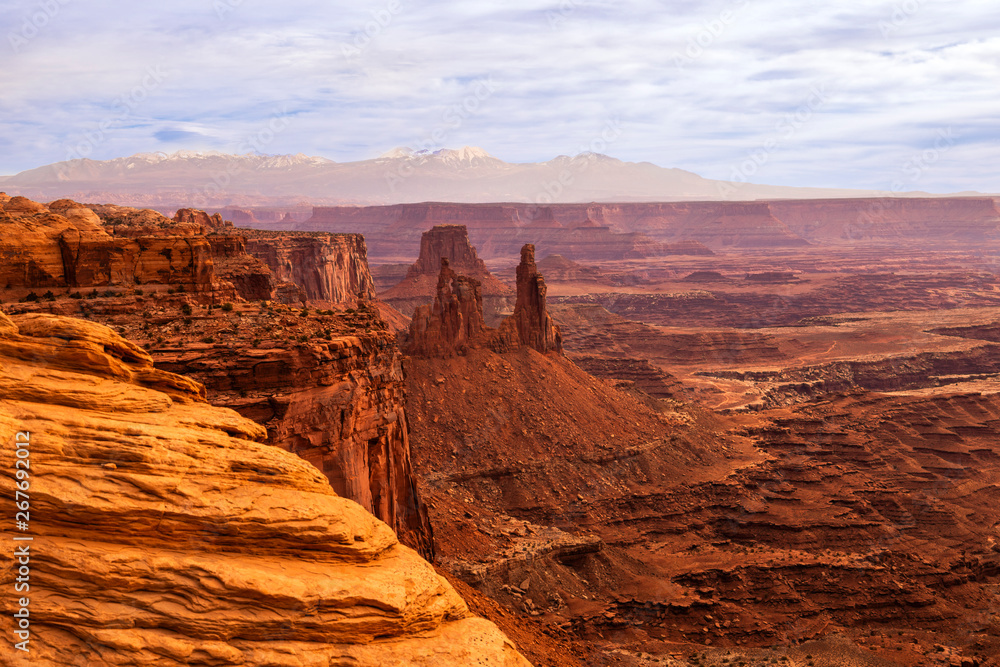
[[407, 259, 486, 357], [1, 195, 433, 558], [0, 196, 217, 291], [408, 243, 562, 358], [495, 244, 563, 354], [382, 224, 513, 324], [244, 231, 377, 304], [0, 311, 530, 665]]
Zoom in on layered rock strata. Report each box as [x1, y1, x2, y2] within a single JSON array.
[[154, 318, 435, 559], [0, 311, 531, 666], [0, 196, 431, 557], [494, 245, 562, 355], [0, 196, 216, 292], [407, 244, 561, 358], [382, 224, 513, 323], [407, 259, 486, 357], [244, 230, 377, 304]]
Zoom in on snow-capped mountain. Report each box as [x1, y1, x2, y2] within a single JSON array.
[[0, 148, 882, 208]]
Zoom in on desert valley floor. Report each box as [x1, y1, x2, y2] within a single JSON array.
[[2, 194, 1000, 666]]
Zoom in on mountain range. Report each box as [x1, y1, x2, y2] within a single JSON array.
[[0, 147, 957, 209]]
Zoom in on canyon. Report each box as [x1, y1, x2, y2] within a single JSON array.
[[0, 310, 528, 665], [292, 197, 1000, 266], [0, 194, 432, 558], [5, 191, 1000, 666]]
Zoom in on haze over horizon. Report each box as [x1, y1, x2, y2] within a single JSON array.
[[2, 1, 998, 194]]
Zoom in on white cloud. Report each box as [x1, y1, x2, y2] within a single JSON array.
[[0, 0, 996, 192]]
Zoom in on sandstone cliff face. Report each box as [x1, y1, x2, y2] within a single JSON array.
[[0, 311, 530, 666], [408, 244, 562, 358], [494, 244, 562, 355], [1, 195, 432, 561], [0, 197, 217, 292], [382, 224, 514, 323], [407, 259, 486, 357], [153, 319, 434, 559], [244, 231, 377, 304], [173, 206, 231, 231]]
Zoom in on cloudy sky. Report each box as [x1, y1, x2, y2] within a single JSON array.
[[1, 0, 998, 192]]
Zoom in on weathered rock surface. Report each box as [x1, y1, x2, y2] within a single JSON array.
[[244, 230, 377, 304], [0, 311, 531, 666], [494, 245, 562, 355], [407, 259, 486, 357], [407, 243, 562, 358], [173, 207, 230, 231], [0, 196, 431, 558], [0, 197, 216, 292], [382, 224, 514, 323], [151, 309, 435, 559]]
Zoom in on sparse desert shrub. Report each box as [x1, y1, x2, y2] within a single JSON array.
[[221, 302, 234, 312], [201, 336, 215, 344], [181, 303, 193, 316], [20, 292, 39, 303], [42, 290, 56, 301], [69, 292, 83, 299], [134, 289, 144, 296], [102, 290, 115, 297]]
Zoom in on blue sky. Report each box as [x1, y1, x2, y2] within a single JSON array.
[[1, 0, 998, 192]]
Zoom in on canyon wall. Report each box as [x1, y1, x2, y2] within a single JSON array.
[[0, 196, 217, 291], [0, 311, 529, 666], [301, 197, 1000, 261], [0, 195, 432, 557], [305, 203, 696, 261], [154, 322, 434, 558], [407, 243, 562, 358], [244, 230, 377, 304], [382, 224, 514, 323]]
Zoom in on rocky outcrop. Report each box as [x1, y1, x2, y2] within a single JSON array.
[[410, 224, 494, 277], [153, 317, 435, 559], [244, 230, 377, 304], [173, 207, 231, 231], [407, 259, 486, 357], [382, 224, 514, 323], [407, 244, 562, 358], [494, 245, 562, 354], [0, 196, 433, 557], [0, 311, 531, 666], [0, 197, 217, 291]]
